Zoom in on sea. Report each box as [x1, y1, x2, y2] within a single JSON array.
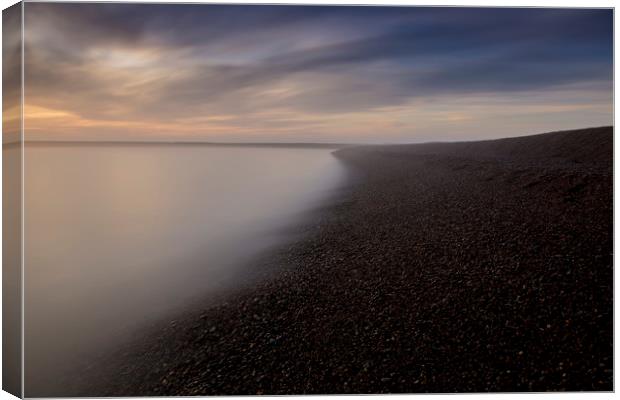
[[14, 142, 345, 394]]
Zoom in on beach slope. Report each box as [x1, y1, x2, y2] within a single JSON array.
[[93, 126, 613, 394]]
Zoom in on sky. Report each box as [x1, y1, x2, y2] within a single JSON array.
[[21, 4, 613, 143]]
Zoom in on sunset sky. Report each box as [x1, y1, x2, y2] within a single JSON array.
[[22, 4, 612, 143]]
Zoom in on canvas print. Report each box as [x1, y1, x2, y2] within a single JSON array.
[[2, 2, 613, 397]]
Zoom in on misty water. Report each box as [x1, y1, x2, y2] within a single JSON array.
[[22, 143, 345, 394]]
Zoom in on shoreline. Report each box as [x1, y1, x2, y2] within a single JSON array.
[[75, 126, 612, 395]]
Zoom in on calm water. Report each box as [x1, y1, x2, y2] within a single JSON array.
[[22, 143, 345, 394]]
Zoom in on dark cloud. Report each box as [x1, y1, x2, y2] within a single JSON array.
[[143, 8, 612, 114]]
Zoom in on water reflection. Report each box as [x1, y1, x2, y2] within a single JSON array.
[[23, 143, 344, 395]]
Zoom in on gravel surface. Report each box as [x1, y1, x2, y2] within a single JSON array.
[[76, 127, 613, 395]]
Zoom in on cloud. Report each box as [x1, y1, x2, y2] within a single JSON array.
[[22, 4, 613, 142], [3, 4, 23, 142]]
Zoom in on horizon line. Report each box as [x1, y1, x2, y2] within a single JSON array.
[[2, 125, 612, 148], [4, 140, 355, 148]]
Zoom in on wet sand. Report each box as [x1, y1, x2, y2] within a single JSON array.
[[80, 126, 612, 395]]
